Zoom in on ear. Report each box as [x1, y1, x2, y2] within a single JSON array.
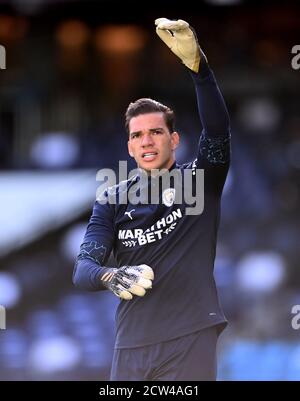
[[127, 141, 134, 157], [171, 131, 180, 150]]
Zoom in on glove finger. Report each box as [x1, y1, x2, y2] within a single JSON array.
[[156, 19, 189, 32], [136, 277, 152, 289], [155, 17, 170, 26], [117, 286, 133, 300], [156, 27, 176, 49], [139, 264, 154, 280], [128, 284, 146, 297]]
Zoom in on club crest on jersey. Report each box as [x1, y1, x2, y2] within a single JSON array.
[[162, 188, 176, 207]]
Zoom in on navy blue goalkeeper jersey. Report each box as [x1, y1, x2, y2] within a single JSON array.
[[73, 66, 231, 349]]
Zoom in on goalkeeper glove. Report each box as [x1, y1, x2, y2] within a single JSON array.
[[155, 17, 207, 73], [100, 264, 154, 300]]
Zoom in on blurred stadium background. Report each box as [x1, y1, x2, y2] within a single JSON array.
[[0, 0, 300, 381]]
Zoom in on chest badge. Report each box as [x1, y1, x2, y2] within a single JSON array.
[[162, 188, 176, 207]]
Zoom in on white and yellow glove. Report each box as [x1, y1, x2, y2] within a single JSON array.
[[101, 264, 154, 300], [155, 17, 206, 73]]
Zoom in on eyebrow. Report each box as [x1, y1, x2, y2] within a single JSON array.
[[129, 128, 164, 138]]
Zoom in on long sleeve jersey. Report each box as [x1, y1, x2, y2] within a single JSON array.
[[73, 63, 231, 349]]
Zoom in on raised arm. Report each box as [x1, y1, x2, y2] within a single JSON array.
[[155, 17, 231, 193]]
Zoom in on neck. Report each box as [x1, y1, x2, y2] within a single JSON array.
[[143, 162, 176, 177]]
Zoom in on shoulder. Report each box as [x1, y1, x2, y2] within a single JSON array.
[[175, 160, 198, 170], [107, 174, 139, 196], [96, 174, 139, 204]]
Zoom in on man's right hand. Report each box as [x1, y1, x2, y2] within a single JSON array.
[[100, 264, 154, 300]]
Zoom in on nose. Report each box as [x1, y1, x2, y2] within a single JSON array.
[[141, 133, 154, 147]]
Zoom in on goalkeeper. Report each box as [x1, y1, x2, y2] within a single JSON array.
[[73, 17, 231, 381]]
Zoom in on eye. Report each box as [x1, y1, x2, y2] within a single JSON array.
[[152, 129, 162, 135], [131, 133, 139, 139]]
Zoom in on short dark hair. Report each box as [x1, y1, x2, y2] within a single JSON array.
[[125, 98, 175, 135]]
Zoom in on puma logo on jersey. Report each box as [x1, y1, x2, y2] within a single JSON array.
[[125, 209, 135, 220]]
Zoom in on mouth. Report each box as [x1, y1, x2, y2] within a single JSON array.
[[141, 151, 158, 161]]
